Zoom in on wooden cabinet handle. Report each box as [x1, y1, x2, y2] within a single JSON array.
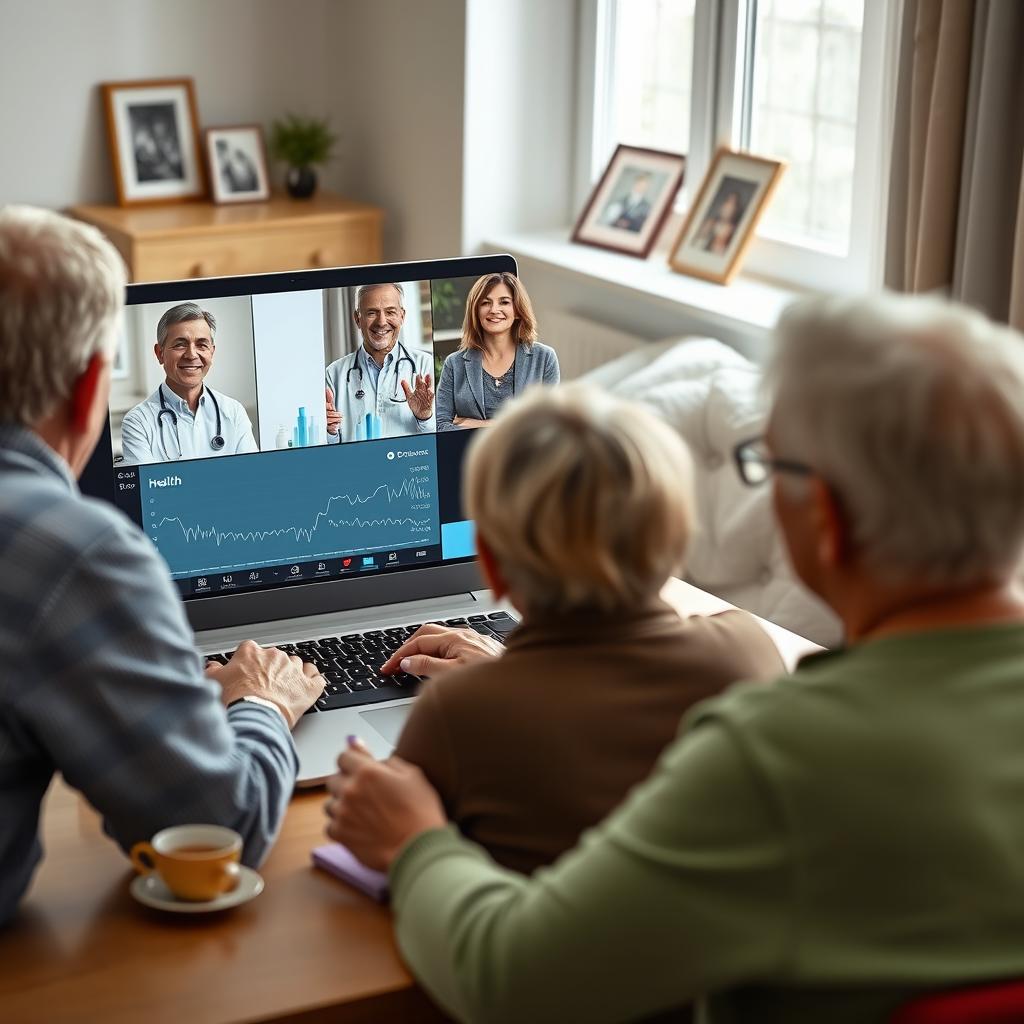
[[190, 261, 211, 278], [311, 249, 329, 268]]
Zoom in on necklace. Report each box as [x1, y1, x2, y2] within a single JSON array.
[[485, 351, 515, 387]]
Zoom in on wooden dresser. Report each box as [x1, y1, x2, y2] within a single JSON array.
[[69, 193, 384, 283]]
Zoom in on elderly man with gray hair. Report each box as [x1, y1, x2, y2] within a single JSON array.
[[0, 207, 322, 927], [120, 300, 258, 464], [325, 293, 1024, 1023]]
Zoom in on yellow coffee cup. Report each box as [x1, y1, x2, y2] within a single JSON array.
[[130, 824, 242, 902]]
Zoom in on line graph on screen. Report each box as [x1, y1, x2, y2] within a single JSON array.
[[140, 436, 439, 577]]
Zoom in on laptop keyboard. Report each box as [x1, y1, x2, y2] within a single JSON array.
[[206, 612, 518, 715]]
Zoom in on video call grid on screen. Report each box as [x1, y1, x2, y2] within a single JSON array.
[[91, 257, 517, 603]]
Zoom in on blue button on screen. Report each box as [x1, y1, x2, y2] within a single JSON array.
[[441, 520, 475, 560]]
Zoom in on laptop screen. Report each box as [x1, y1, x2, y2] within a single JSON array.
[[81, 255, 519, 625]]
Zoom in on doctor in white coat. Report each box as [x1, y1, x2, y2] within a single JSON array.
[[120, 302, 258, 464], [324, 283, 435, 442]]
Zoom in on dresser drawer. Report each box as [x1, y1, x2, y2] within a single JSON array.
[[133, 222, 381, 282]]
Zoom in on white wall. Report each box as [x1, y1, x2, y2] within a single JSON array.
[[326, 0, 467, 262], [324, 0, 577, 262], [0, 0, 336, 208], [0, 0, 571, 259], [0, 0, 758, 355], [461, 0, 578, 253]]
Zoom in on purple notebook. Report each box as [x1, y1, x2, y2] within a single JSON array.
[[312, 843, 390, 903]]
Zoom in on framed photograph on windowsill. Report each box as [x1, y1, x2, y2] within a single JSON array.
[[205, 125, 271, 204], [571, 145, 686, 259], [101, 78, 206, 206], [669, 148, 785, 285]]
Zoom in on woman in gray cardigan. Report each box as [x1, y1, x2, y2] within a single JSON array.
[[436, 272, 559, 430]]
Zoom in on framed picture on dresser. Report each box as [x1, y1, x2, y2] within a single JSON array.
[[205, 125, 271, 204], [101, 78, 206, 206]]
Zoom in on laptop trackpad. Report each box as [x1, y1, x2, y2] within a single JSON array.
[[358, 704, 412, 747]]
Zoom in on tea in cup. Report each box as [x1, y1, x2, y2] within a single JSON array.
[[130, 824, 242, 902]]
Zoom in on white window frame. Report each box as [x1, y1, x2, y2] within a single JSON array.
[[576, 0, 902, 293]]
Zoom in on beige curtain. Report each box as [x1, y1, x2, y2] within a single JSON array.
[[885, 0, 1024, 331]]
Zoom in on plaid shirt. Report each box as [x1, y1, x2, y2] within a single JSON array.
[[0, 425, 298, 926]]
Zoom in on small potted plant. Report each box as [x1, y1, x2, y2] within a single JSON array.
[[269, 114, 337, 199]]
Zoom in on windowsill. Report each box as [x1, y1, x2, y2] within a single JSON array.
[[483, 228, 804, 337]]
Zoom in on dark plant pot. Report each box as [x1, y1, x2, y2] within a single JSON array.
[[286, 166, 317, 199]]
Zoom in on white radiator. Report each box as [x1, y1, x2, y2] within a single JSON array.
[[543, 310, 646, 380]]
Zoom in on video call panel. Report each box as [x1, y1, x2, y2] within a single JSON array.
[[111, 281, 439, 465], [107, 274, 539, 600]]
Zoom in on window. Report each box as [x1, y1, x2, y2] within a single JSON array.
[[607, 0, 696, 155], [747, 0, 864, 252], [580, 0, 898, 291]]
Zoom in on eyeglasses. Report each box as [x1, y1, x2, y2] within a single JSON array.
[[733, 436, 815, 487]]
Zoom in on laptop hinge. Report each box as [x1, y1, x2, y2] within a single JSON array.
[[196, 590, 490, 651]]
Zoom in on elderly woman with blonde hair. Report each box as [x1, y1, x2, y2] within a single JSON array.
[[369, 382, 782, 874]]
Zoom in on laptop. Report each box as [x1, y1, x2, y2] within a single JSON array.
[[80, 254, 521, 785]]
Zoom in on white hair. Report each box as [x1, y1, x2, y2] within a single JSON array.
[[354, 282, 404, 310], [466, 382, 695, 614], [0, 205, 126, 425], [768, 293, 1024, 586]]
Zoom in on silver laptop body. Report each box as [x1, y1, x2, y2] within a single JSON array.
[[196, 587, 512, 783], [82, 254, 519, 785]]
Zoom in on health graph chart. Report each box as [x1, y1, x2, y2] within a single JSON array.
[[141, 436, 439, 578]]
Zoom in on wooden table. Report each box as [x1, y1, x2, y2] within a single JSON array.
[[0, 582, 819, 1023], [660, 578, 822, 670], [0, 783, 446, 1024]]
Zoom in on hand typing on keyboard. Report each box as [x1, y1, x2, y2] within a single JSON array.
[[206, 639, 325, 728], [204, 614, 516, 717], [380, 622, 507, 679]]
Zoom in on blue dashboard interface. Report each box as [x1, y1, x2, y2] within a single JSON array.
[[142, 436, 439, 579]]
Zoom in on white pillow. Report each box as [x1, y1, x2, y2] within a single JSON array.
[[580, 337, 682, 393], [582, 337, 842, 647]]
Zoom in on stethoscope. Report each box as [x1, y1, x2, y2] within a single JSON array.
[[157, 384, 224, 460], [345, 347, 417, 403]]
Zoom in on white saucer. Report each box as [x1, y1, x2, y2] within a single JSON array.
[[129, 865, 264, 914]]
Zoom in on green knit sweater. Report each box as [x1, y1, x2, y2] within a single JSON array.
[[390, 623, 1024, 1023]]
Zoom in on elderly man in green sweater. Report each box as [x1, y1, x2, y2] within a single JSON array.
[[324, 293, 1024, 1024]]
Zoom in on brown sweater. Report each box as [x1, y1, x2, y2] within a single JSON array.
[[394, 600, 784, 874]]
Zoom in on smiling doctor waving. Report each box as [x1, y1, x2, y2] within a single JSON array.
[[324, 283, 435, 443], [120, 302, 258, 465]]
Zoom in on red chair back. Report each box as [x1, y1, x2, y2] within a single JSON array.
[[891, 979, 1024, 1024]]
